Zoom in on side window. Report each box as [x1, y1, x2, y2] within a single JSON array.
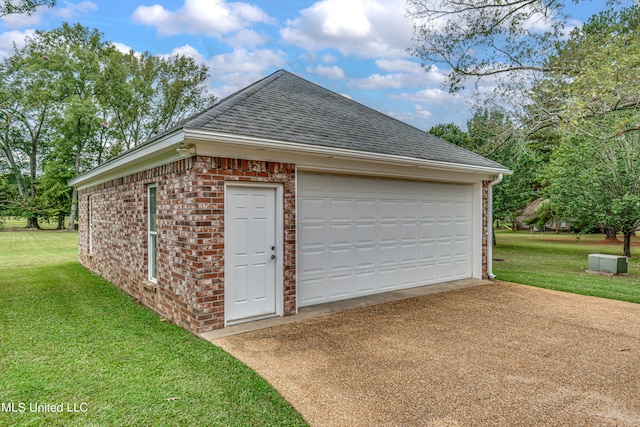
[[148, 184, 157, 281]]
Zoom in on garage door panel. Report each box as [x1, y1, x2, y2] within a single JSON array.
[[379, 268, 398, 290], [298, 173, 474, 307], [330, 248, 352, 270], [330, 274, 352, 298], [357, 200, 376, 220], [401, 201, 418, 219], [299, 199, 325, 222], [420, 263, 436, 283], [330, 200, 352, 221], [419, 242, 436, 261], [300, 224, 326, 248], [380, 244, 400, 265], [356, 246, 376, 268], [300, 250, 326, 275], [437, 223, 454, 239], [356, 271, 376, 294], [384, 201, 403, 220], [356, 224, 376, 244], [400, 266, 418, 287], [401, 244, 418, 263], [330, 224, 352, 246], [380, 223, 398, 243], [437, 263, 454, 281]]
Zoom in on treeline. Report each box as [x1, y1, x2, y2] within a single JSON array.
[[0, 22, 215, 230], [420, 3, 640, 257]]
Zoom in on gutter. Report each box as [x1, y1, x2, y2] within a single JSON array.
[[487, 173, 504, 280]]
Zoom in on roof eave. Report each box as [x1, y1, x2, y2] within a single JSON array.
[[184, 129, 513, 176], [69, 130, 185, 189]]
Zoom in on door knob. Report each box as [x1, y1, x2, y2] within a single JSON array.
[[271, 254, 276, 260]]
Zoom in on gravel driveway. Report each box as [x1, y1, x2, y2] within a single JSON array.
[[214, 282, 640, 426]]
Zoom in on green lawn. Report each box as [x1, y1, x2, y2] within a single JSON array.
[[0, 232, 307, 427], [1, 217, 69, 230], [493, 231, 640, 303]]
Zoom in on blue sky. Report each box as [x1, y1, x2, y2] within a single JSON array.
[[0, 0, 615, 131]]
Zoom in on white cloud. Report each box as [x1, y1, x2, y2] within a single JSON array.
[[280, 0, 412, 58], [306, 64, 346, 80], [1, 1, 97, 28], [375, 58, 422, 73], [523, 11, 556, 33], [0, 6, 46, 28], [132, 0, 275, 38], [164, 44, 206, 63], [0, 29, 34, 58], [352, 61, 445, 90], [225, 29, 270, 48], [111, 42, 135, 55], [321, 53, 337, 63], [207, 48, 289, 96], [52, 1, 98, 19], [415, 104, 433, 119], [353, 73, 403, 90]]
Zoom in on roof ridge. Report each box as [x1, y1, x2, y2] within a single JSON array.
[[185, 69, 287, 128]]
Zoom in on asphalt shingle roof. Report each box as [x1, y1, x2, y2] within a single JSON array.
[[182, 70, 505, 170]]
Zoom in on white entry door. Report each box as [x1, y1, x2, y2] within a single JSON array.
[[225, 186, 278, 324]]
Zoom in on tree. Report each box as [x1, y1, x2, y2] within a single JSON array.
[[428, 122, 469, 147], [1, 23, 216, 230], [0, 45, 57, 228], [101, 50, 214, 152], [545, 134, 640, 257], [535, 5, 640, 138], [0, 0, 55, 17], [406, 0, 575, 93], [429, 109, 544, 232]]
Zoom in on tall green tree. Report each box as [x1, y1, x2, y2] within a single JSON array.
[[545, 134, 640, 256], [0, 46, 57, 228], [8, 23, 215, 230], [101, 50, 214, 152], [536, 5, 640, 138], [19, 23, 113, 230]]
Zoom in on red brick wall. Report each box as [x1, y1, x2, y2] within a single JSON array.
[[78, 155, 296, 334]]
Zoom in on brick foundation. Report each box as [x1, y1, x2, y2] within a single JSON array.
[[78, 155, 296, 334]]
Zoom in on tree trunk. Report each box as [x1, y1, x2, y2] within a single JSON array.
[[67, 187, 77, 232], [623, 231, 632, 258], [25, 216, 40, 229], [56, 214, 65, 230], [605, 228, 617, 240]]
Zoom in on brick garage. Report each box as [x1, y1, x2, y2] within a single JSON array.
[[78, 156, 296, 333], [71, 70, 509, 334]]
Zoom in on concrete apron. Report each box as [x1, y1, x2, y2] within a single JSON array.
[[200, 278, 492, 342]]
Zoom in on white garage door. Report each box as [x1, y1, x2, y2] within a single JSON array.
[[298, 173, 474, 307]]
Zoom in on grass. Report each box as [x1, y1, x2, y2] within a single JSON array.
[[493, 231, 640, 304], [0, 232, 307, 427], [1, 216, 69, 230]]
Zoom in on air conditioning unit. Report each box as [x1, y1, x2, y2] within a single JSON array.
[[588, 254, 628, 274]]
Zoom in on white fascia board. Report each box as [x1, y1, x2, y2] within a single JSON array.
[[184, 129, 512, 178], [69, 131, 185, 189]]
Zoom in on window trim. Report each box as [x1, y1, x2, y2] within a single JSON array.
[[148, 183, 157, 282]]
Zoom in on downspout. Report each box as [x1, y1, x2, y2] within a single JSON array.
[[487, 174, 504, 280]]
